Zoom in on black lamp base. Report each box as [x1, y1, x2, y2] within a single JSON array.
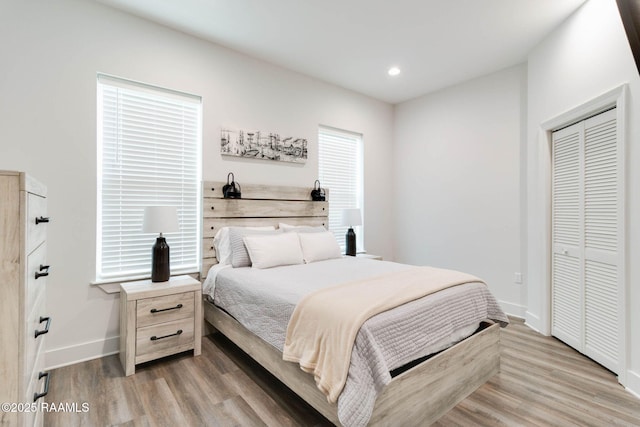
[[345, 227, 356, 256], [151, 236, 170, 282]]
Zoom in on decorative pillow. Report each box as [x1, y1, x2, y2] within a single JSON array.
[[298, 231, 342, 263], [228, 227, 280, 268], [213, 226, 275, 265], [243, 232, 304, 269], [279, 222, 326, 233]]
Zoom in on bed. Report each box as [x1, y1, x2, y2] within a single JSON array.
[[200, 181, 507, 426]]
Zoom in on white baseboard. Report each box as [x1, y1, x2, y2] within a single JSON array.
[[524, 310, 543, 334], [627, 370, 640, 399], [498, 300, 527, 319], [45, 336, 120, 370]]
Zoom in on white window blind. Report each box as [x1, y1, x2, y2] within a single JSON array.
[[96, 74, 202, 282], [318, 126, 363, 252]]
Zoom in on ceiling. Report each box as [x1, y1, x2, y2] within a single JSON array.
[[95, 0, 588, 104]]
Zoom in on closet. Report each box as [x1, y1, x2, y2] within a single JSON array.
[[551, 108, 623, 375]]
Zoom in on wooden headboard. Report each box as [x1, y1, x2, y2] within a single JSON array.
[[201, 181, 329, 277]]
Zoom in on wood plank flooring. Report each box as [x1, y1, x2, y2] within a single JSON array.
[[44, 318, 640, 426]]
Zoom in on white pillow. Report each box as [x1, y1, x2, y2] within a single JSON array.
[[229, 227, 281, 268], [298, 231, 342, 263], [213, 226, 275, 266], [243, 232, 304, 269]]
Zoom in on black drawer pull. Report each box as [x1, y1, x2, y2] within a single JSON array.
[[150, 303, 183, 314], [150, 329, 183, 341], [33, 372, 50, 402], [35, 216, 50, 224], [35, 264, 50, 279], [35, 316, 51, 338]]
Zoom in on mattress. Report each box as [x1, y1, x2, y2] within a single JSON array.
[[204, 257, 508, 426]]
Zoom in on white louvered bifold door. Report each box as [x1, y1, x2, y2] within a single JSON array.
[[552, 123, 583, 351], [583, 110, 621, 373], [551, 108, 622, 375]]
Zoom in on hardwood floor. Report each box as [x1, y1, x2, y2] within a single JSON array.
[[45, 318, 640, 426]]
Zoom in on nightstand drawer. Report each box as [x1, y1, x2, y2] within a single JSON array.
[[135, 318, 195, 363], [136, 292, 194, 328]]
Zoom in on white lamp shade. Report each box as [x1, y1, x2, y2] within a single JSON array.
[[143, 206, 179, 234], [341, 208, 362, 227]]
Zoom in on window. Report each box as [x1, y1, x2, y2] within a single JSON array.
[[96, 74, 202, 282], [318, 126, 363, 252]]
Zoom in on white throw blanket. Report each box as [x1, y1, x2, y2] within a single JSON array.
[[282, 266, 484, 403]]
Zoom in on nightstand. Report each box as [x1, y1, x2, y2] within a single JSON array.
[[356, 253, 383, 261], [119, 275, 202, 376]]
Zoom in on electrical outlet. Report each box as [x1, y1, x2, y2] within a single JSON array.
[[514, 272, 522, 284]]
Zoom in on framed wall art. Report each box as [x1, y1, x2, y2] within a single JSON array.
[[221, 128, 308, 163]]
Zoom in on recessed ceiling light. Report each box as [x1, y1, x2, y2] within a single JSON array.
[[388, 67, 401, 76]]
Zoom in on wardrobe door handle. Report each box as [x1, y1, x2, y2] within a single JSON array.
[[35, 316, 51, 338], [150, 330, 183, 341], [33, 372, 50, 402], [35, 264, 50, 279], [35, 216, 50, 225]]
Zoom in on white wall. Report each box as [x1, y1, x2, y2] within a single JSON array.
[[393, 65, 527, 316], [0, 0, 394, 368], [526, 0, 640, 392]]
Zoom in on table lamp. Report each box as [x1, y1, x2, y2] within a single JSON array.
[[341, 208, 362, 256], [143, 206, 179, 282]]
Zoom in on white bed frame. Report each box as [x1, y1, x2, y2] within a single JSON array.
[[200, 181, 500, 426]]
